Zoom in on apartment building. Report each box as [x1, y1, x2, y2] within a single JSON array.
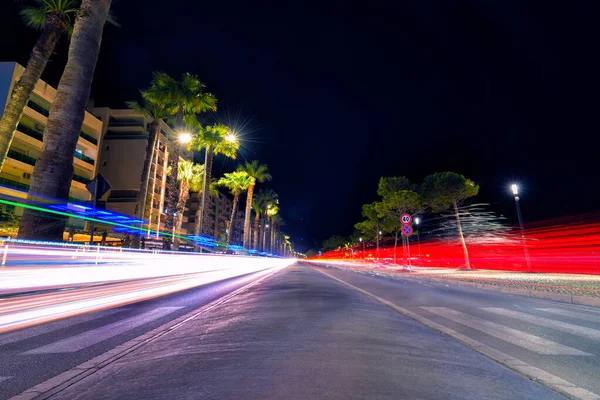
[[91, 107, 192, 237], [187, 191, 246, 245], [0, 62, 103, 225]]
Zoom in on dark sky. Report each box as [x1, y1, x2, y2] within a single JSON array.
[[3, 1, 599, 252]]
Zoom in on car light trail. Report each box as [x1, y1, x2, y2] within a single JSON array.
[[310, 214, 600, 274], [0, 243, 296, 333]]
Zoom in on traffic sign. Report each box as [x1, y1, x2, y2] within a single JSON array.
[[402, 225, 413, 236], [86, 174, 111, 199], [400, 213, 412, 225]]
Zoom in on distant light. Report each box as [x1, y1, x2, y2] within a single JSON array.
[[359, 237, 362, 242], [415, 217, 420, 225], [179, 132, 192, 144], [266, 224, 270, 228], [511, 184, 519, 195], [225, 133, 237, 143], [378, 231, 382, 235]]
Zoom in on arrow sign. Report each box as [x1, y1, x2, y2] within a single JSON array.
[[400, 213, 412, 225], [402, 225, 413, 236], [86, 173, 111, 199]]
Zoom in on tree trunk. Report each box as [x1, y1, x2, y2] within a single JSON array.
[[200, 149, 213, 236], [132, 119, 159, 248], [19, 0, 111, 241], [243, 184, 254, 249], [227, 193, 239, 245], [164, 107, 183, 237], [175, 181, 189, 244], [0, 14, 66, 172], [454, 200, 471, 269], [260, 214, 266, 251], [270, 221, 276, 254], [253, 212, 260, 249]]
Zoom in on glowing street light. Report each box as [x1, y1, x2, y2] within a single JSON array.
[[225, 133, 237, 143], [510, 183, 531, 272], [179, 132, 192, 144]]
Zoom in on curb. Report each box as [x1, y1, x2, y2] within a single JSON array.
[[10, 267, 284, 400]]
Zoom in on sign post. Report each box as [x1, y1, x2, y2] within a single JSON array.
[[86, 174, 111, 245], [400, 214, 412, 270]]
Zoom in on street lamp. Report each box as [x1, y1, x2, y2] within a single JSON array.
[[510, 184, 531, 272], [415, 217, 422, 265], [225, 133, 237, 143], [359, 237, 365, 258], [178, 132, 192, 144]]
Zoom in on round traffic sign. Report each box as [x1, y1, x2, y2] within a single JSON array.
[[400, 213, 412, 224], [402, 225, 413, 236]]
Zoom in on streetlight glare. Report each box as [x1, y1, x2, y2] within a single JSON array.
[[225, 133, 237, 143], [179, 132, 192, 144], [415, 217, 420, 225], [511, 184, 519, 195]]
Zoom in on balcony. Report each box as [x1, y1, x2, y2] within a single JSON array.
[[79, 132, 98, 145], [27, 100, 50, 117], [74, 151, 95, 165], [8, 150, 36, 166], [0, 177, 29, 191], [17, 124, 43, 142], [72, 174, 91, 184]]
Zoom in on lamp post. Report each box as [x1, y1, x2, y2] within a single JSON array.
[[511, 184, 532, 272], [359, 237, 365, 258], [415, 217, 422, 266]]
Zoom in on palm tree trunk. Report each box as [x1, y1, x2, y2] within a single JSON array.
[[253, 212, 260, 249], [18, 0, 111, 241], [164, 107, 183, 236], [227, 193, 239, 245], [454, 200, 471, 269], [243, 184, 254, 248], [200, 150, 213, 236], [260, 214, 266, 251], [0, 14, 66, 172], [175, 181, 189, 244], [270, 221, 276, 253]]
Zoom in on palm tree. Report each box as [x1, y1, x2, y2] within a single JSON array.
[[175, 161, 202, 244], [237, 161, 271, 249], [266, 204, 279, 253], [142, 72, 216, 235], [18, 0, 113, 240], [125, 99, 169, 223], [0, 0, 78, 172], [217, 171, 253, 245], [254, 189, 277, 250], [190, 124, 238, 236]]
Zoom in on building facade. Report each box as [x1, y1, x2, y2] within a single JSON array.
[[187, 191, 246, 245], [91, 107, 192, 237], [0, 62, 103, 227]]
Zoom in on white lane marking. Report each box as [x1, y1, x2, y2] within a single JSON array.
[[0, 376, 12, 384], [421, 307, 590, 356], [536, 308, 600, 323], [315, 268, 600, 400], [0, 308, 125, 346], [24, 307, 182, 354], [483, 308, 600, 341]]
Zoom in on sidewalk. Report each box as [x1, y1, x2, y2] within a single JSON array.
[[307, 260, 600, 305]]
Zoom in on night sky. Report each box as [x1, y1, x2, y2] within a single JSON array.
[[2, 1, 599, 252]]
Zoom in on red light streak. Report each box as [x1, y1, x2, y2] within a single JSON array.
[[310, 215, 600, 274]]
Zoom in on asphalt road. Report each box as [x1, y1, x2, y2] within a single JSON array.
[[6, 263, 597, 399], [0, 269, 273, 399]]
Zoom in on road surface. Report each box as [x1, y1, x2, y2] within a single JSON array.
[[4, 263, 599, 399]]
